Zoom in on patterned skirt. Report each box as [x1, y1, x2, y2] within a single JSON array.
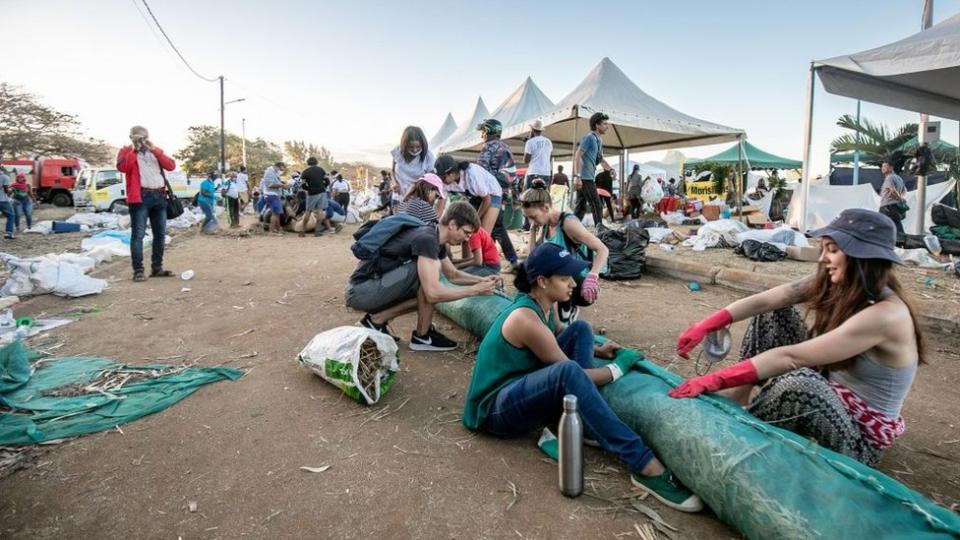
[[740, 308, 884, 467]]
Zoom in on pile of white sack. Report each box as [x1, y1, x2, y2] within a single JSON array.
[[680, 220, 810, 252], [0, 252, 108, 298]]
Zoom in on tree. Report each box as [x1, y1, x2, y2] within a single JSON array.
[[830, 114, 917, 165], [0, 83, 112, 164], [283, 140, 333, 172], [175, 125, 282, 180]]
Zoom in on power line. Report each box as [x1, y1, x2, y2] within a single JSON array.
[[139, 0, 218, 83]]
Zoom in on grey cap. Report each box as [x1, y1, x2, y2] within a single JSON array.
[[810, 208, 903, 265]]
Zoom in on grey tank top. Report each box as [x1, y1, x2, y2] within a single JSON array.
[[827, 287, 917, 418], [828, 354, 916, 418]]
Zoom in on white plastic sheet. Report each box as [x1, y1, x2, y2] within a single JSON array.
[[735, 226, 810, 250], [66, 212, 129, 230], [682, 219, 749, 251], [0, 253, 108, 298]]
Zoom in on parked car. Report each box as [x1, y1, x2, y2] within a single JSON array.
[[73, 168, 199, 212]]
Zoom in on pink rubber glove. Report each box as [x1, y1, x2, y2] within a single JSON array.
[[580, 273, 600, 303], [676, 309, 732, 359], [668, 360, 758, 398]]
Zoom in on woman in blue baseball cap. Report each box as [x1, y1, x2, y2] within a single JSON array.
[[669, 208, 924, 466], [463, 243, 703, 512]]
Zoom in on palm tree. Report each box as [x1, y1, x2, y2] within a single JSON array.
[[830, 115, 917, 164]]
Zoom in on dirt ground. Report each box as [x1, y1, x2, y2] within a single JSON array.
[[0, 211, 958, 539]]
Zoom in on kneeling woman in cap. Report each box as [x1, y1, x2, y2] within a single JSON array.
[[463, 243, 703, 512], [670, 209, 923, 466]]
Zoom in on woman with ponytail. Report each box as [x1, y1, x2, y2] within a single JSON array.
[[670, 209, 923, 466], [463, 243, 703, 512], [435, 154, 519, 270], [520, 179, 609, 323]]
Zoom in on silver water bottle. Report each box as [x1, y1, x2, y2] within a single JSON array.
[[558, 394, 583, 497]]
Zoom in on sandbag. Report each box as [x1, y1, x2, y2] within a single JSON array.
[[298, 326, 398, 405], [734, 239, 787, 262], [595, 222, 649, 280], [292, 212, 319, 233], [434, 291, 960, 539]]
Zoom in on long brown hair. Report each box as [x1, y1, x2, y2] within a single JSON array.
[[805, 256, 925, 369], [403, 179, 437, 203]]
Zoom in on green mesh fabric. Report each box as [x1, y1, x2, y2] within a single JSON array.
[[435, 292, 960, 539], [0, 341, 244, 445]]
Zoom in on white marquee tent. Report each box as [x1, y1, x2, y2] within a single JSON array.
[[521, 57, 743, 157], [428, 113, 458, 150], [798, 12, 960, 232], [435, 97, 489, 151], [438, 78, 554, 154]]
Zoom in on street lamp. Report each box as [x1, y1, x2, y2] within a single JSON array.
[[219, 75, 245, 175]]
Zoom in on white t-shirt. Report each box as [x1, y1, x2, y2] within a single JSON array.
[[235, 172, 249, 193], [331, 179, 349, 194], [225, 180, 240, 199], [444, 163, 503, 198], [136, 150, 165, 189], [524, 135, 553, 177], [391, 147, 436, 195]]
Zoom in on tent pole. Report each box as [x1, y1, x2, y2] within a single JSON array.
[[799, 62, 816, 232], [853, 100, 861, 185], [737, 135, 744, 222], [915, 0, 934, 235], [569, 106, 579, 212], [620, 149, 627, 220]]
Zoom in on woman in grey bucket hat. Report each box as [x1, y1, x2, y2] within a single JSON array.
[[668, 208, 925, 466]]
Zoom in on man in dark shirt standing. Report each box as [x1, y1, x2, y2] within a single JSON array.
[[347, 201, 497, 351], [301, 157, 334, 236], [551, 165, 569, 187], [375, 169, 394, 215]]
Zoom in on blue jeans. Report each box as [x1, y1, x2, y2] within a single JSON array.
[[0, 201, 14, 235], [13, 198, 32, 230], [129, 191, 167, 273], [482, 321, 655, 474], [199, 201, 218, 232]]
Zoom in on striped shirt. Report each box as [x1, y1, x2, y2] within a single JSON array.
[[397, 197, 439, 224]]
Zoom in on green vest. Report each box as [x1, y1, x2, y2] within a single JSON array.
[[463, 294, 555, 430]]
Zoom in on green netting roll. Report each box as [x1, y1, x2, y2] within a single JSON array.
[[435, 291, 960, 539]]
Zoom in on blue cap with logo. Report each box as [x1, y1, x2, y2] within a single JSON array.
[[525, 243, 589, 284]]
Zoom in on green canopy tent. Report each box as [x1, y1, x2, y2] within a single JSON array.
[[684, 140, 803, 170]]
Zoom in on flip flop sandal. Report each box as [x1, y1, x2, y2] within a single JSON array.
[[150, 269, 174, 277]]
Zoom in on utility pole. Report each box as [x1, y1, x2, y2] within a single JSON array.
[[219, 75, 226, 176], [242, 118, 247, 168]]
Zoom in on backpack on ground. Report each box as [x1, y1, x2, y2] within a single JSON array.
[[350, 214, 425, 260]]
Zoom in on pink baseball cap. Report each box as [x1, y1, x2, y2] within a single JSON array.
[[420, 173, 446, 199]]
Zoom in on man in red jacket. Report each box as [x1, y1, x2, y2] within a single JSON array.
[[116, 125, 177, 282]]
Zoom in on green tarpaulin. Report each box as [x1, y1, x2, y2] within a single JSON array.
[[684, 141, 802, 170], [435, 291, 960, 539], [0, 341, 243, 445]]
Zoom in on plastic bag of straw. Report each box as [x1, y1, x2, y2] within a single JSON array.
[[298, 326, 399, 405]]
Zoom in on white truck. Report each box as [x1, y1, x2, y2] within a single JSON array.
[[73, 168, 200, 212]]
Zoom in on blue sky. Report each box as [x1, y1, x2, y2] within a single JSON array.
[[5, 0, 959, 171]]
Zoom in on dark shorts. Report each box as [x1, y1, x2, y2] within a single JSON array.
[[264, 194, 283, 215], [345, 261, 420, 313]]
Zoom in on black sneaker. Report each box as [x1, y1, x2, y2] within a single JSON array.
[[359, 313, 399, 342], [409, 328, 457, 352]]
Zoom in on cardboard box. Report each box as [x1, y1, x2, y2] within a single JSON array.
[[701, 205, 721, 221], [747, 213, 771, 226]]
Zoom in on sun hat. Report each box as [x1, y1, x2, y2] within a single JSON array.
[[810, 208, 903, 265], [418, 173, 446, 199], [525, 243, 589, 284], [529, 119, 544, 131]]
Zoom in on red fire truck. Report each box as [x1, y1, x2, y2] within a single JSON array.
[[0, 158, 81, 207]]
